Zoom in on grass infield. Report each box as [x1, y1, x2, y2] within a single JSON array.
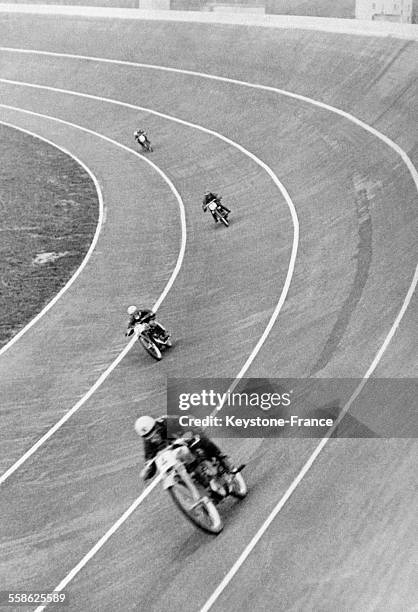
[[0, 124, 99, 347]]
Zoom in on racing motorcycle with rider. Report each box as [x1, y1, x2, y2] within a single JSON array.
[[125, 306, 171, 360], [134, 415, 246, 533], [133, 128, 153, 152], [202, 190, 231, 226]]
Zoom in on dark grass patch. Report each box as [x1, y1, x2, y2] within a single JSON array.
[[0, 124, 99, 347]]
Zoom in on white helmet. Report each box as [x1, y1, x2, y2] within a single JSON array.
[[134, 415, 156, 437], [127, 305, 137, 315]]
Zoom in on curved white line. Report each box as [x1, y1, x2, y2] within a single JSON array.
[[9, 51, 414, 609], [0, 79, 299, 442], [0, 120, 104, 358], [201, 283, 418, 612], [0, 104, 187, 486], [0, 77, 298, 302], [0, 87, 298, 489], [0, 85, 299, 609], [1, 47, 415, 187]]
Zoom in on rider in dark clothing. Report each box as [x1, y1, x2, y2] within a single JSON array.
[[125, 306, 168, 340], [134, 415, 234, 480], [133, 128, 150, 147], [202, 191, 231, 222]]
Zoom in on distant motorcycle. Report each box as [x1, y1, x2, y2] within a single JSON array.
[[205, 198, 230, 227], [134, 322, 171, 361], [135, 133, 153, 153], [152, 436, 247, 534]]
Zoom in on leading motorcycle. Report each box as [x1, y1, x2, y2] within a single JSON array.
[[152, 436, 247, 534], [135, 133, 153, 153]]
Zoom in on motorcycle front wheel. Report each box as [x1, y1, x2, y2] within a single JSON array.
[[169, 481, 223, 534], [139, 335, 162, 360], [219, 213, 229, 227]]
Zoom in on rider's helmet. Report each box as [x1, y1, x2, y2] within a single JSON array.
[[134, 415, 156, 438], [127, 305, 138, 316]]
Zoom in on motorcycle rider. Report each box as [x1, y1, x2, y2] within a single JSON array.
[[133, 128, 151, 148], [135, 415, 235, 481], [202, 190, 231, 222], [125, 306, 169, 341]]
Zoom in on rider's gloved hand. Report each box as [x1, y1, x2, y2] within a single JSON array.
[[182, 430, 194, 441]]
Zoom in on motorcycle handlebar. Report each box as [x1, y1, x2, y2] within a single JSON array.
[[171, 434, 200, 448]]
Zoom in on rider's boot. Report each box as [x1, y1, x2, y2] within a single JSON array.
[[156, 328, 169, 342], [209, 478, 227, 501], [218, 454, 236, 473]]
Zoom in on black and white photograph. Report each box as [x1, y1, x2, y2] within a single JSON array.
[[0, 0, 417, 610]]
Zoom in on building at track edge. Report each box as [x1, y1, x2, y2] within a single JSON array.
[[355, 0, 415, 22]]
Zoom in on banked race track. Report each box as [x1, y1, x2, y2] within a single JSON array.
[[0, 10, 417, 612]]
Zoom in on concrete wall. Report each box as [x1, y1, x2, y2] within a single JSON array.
[[139, 0, 169, 9], [171, 0, 264, 9], [265, 0, 355, 18], [211, 5, 265, 13], [0, 0, 138, 5], [169, 0, 202, 9], [1, 2, 418, 37]]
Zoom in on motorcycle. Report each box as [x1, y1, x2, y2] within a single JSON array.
[[136, 133, 153, 153], [206, 199, 230, 227], [153, 436, 247, 534], [134, 322, 171, 361]]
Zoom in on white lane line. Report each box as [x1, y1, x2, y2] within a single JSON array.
[[0, 80, 299, 409], [1, 46, 415, 188], [0, 88, 298, 491], [36, 475, 163, 610], [0, 104, 187, 486], [2, 52, 417, 611], [194, 66, 418, 611], [2, 51, 416, 366], [36, 260, 418, 612], [0, 119, 104, 358], [200, 270, 418, 612], [3, 53, 414, 609], [0, 90, 299, 610], [15, 50, 413, 611], [31, 474, 160, 612]]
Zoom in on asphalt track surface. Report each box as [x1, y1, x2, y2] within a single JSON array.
[[0, 17, 417, 612]]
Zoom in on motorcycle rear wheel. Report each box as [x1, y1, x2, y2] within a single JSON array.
[[228, 472, 247, 499], [169, 481, 223, 534]]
